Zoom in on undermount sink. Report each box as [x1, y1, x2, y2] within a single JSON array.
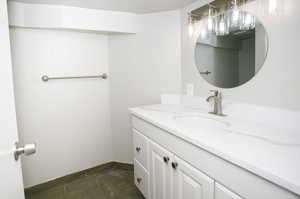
[[173, 114, 230, 130]]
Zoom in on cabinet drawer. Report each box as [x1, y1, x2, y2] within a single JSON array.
[[133, 129, 149, 170], [134, 159, 149, 198], [215, 183, 243, 199]]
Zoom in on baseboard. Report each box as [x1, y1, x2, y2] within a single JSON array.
[[25, 161, 133, 193]]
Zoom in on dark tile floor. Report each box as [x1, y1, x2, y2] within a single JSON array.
[[25, 166, 144, 199]]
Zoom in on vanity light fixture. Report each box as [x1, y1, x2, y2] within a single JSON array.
[[188, 0, 258, 38]]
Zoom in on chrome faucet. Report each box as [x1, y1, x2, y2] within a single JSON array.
[[206, 90, 226, 116]]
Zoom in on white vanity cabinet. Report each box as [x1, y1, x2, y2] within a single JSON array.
[[135, 129, 215, 199], [132, 115, 300, 199]]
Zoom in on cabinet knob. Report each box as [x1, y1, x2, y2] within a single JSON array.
[[172, 162, 178, 169], [137, 177, 142, 184], [163, 156, 170, 164], [136, 147, 141, 152]]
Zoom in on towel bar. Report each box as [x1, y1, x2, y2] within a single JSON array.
[[41, 73, 108, 82]]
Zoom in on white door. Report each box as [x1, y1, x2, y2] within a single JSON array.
[[149, 141, 173, 199], [0, 1, 25, 198], [173, 156, 214, 199]]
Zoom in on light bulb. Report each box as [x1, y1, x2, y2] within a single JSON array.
[[207, 17, 214, 31], [207, 5, 215, 33], [188, 12, 194, 37], [216, 14, 229, 36], [189, 23, 194, 36], [244, 14, 252, 26], [230, 0, 240, 27], [232, 9, 240, 24], [219, 21, 225, 33]]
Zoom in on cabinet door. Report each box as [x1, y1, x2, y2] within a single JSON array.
[[149, 141, 173, 199], [215, 183, 243, 199], [173, 156, 214, 199]]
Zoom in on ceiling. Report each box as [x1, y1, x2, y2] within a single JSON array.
[[9, 0, 198, 13]]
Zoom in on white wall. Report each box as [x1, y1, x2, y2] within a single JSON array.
[[109, 10, 182, 163], [9, 8, 182, 186], [181, 0, 300, 110], [10, 28, 112, 187], [8, 1, 138, 34]]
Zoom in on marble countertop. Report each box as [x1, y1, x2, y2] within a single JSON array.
[[129, 104, 300, 195]]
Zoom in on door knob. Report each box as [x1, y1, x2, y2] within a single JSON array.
[[14, 142, 36, 161]]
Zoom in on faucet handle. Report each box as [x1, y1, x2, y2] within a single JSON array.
[[209, 90, 219, 96]]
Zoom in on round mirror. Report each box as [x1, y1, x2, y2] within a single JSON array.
[[194, 11, 268, 88]]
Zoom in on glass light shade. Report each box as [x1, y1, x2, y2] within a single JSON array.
[[232, 9, 240, 23], [216, 14, 229, 36], [207, 5, 215, 32], [240, 12, 256, 30], [207, 17, 214, 32], [188, 13, 194, 36], [189, 22, 194, 36], [230, 0, 241, 27]]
